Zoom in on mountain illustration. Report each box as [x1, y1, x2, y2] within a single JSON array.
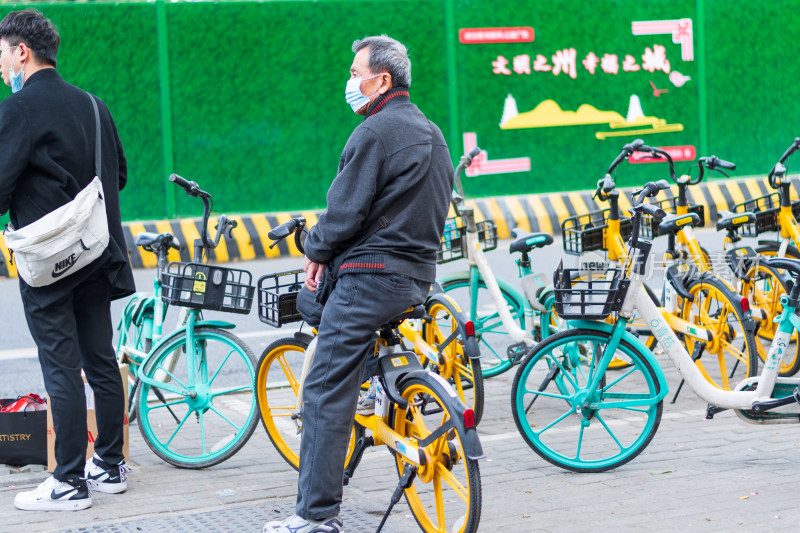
[[499, 95, 683, 139], [500, 98, 624, 129]]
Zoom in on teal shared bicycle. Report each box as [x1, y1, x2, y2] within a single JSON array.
[[511, 178, 800, 473], [437, 148, 560, 378], [115, 175, 259, 468]]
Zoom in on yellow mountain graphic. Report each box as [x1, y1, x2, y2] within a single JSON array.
[[501, 100, 625, 129]]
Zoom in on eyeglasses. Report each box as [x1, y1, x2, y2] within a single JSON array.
[[0, 44, 18, 56]]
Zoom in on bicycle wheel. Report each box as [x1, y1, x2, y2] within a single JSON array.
[[441, 274, 524, 378], [680, 276, 759, 390], [421, 299, 484, 424], [137, 326, 259, 468], [743, 259, 800, 375], [391, 375, 482, 533], [256, 336, 357, 470], [511, 328, 663, 472], [115, 295, 154, 423]]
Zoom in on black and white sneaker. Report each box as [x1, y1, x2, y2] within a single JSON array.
[[262, 514, 343, 533], [14, 475, 92, 511], [84, 454, 131, 494]]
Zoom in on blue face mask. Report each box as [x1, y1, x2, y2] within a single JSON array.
[[345, 74, 381, 113], [9, 48, 23, 93]]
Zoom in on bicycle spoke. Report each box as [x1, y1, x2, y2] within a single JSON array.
[[208, 405, 242, 432], [594, 412, 625, 451], [207, 347, 236, 388], [210, 384, 252, 397], [536, 407, 574, 435], [165, 409, 193, 447], [433, 475, 445, 532], [199, 408, 207, 456], [277, 356, 301, 393], [436, 462, 469, 502], [146, 397, 189, 411]]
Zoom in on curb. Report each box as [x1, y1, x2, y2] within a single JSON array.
[[0, 176, 796, 279]]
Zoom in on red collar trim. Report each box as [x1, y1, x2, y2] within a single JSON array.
[[367, 89, 410, 117]]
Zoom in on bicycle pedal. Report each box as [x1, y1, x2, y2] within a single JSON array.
[[506, 342, 528, 363]]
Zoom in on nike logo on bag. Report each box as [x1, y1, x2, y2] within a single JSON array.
[[51, 252, 80, 278]]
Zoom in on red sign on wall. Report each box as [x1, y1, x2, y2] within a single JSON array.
[[459, 27, 535, 44], [628, 145, 696, 164]]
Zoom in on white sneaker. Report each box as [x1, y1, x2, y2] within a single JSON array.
[[356, 378, 378, 415], [14, 475, 92, 511], [262, 514, 342, 533], [84, 453, 131, 494]]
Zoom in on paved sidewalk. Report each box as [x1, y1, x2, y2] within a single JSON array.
[[4, 359, 800, 533]]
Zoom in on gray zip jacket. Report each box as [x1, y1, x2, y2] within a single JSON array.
[[303, 88, 454, 283]]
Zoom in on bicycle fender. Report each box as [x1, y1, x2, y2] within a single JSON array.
[[293, 331, 315, 345], [426, 293, 481, 359], [397, 369, 486, 461], [437, 270, 525, 310], [567, 320, 669, 395], [155, 320, 238, 346]]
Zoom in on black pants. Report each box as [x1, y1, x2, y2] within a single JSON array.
[[21, 275, 125, 481]]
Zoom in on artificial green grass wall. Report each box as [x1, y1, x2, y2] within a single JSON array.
[[0, 0, 796, 223]]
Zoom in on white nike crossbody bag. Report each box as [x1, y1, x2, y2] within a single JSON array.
[[3, 93, 109, 287]]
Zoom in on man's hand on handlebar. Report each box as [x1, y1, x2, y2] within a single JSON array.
[[304, 257, 326, 292]]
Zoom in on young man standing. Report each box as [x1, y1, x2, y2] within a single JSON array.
[[0, 9, 135, 511]]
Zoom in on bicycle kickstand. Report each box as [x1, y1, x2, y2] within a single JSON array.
[[375, 464, 418, 533]]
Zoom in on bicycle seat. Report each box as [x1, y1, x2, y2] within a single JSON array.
[[766, 257, 800, 277], [716, 210, 755, 232], [384, 304, 426, 326], [509, 229, 553, 253], [657, 212, 701, 235], [134, 231, 180, 251]]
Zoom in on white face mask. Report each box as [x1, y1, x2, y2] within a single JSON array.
[[344, 74, 381, 113]]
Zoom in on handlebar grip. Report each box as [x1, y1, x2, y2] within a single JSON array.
[[713, 158, 736, 170], [641, 203, 667, 220], [461, 147, 481, 167], [169, 173, 193, 191]]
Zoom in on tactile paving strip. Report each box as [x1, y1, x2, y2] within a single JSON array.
[[57, 500, 401, 533]]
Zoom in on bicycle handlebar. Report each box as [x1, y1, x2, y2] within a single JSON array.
[[768, 137, 800, 188], [168, 173, 233, 259], [268, 217, 307, 254], [169, 173, 211, 199]]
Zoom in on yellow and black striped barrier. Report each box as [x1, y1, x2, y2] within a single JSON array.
[[0, 175, 797, 279]]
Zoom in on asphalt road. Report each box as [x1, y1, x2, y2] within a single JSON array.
[[0, 228, 771, 399]]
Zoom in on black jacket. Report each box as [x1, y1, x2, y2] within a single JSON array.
[[0, 68, 135, 303], [303, 88, 454, 283]]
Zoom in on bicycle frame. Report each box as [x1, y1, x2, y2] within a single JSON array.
[[608, 248, 800, 412]]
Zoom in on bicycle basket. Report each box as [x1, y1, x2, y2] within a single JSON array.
[[553, 263, 629, 320], [436, 217, 499, 264], [642, 197, 705, 238], [733, 193, 785, 237], [258, 269, 305, 327], [161, 262, 254, 314], [561, 208, 633, 256]]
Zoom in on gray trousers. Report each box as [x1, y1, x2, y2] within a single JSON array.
[[294, 272, 429, 520]]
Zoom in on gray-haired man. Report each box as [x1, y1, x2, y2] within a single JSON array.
[[263, 35, 454, 533]]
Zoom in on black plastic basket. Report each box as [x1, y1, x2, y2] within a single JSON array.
[[161, 262, 254, 314], [553, 265, 629, 320], [561, 208, 633, 256], [258, 269, 305, 327], [732, 193, 800, 237], [437, 217, 499, 264], [641, 197, 705, 238]]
